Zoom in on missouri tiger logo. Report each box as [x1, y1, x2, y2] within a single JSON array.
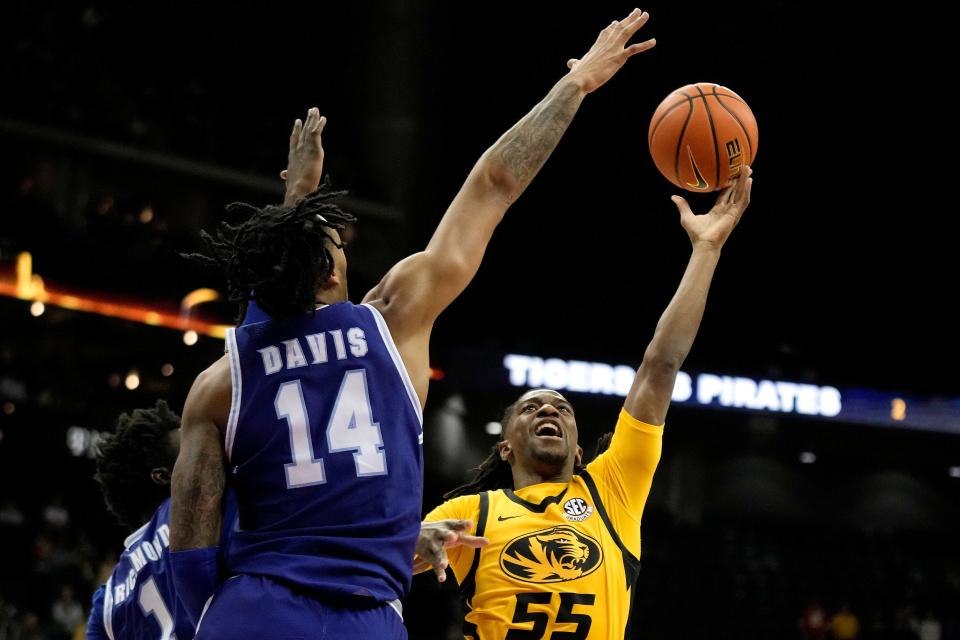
[[500, 525, 603, 584]]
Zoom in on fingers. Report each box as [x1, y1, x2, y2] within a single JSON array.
[[289, 119, 302, 149], [432, 549, 449, 583], [300, 107, 318, 146], [455, 534, 490, 549], [619, 9, 650, 41], [441, 519, 473, 531], [716, 185, 734, 207], [671, 194, 692, 216], [566, 58, 579, 70], [625, 38, 656, 57], [731, 165, 752, 206], [672, 194, 696, 227]]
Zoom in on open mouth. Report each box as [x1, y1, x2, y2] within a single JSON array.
[[534, 421, 563, 439]]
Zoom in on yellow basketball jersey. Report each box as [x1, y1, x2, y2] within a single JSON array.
[[424, 409, 663, 640]]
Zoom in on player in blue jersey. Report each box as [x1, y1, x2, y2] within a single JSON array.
[[170, 10, 657, 638], [86, 401, 201, 639]]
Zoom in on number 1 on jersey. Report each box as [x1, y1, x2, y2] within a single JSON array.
[[277, 369, 387, 489], [138, 577, 176, 640]]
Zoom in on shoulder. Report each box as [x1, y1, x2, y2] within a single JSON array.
[[182, 355, 232, 430], [195, 354, 231, 387], [425, 493, 483, 522]]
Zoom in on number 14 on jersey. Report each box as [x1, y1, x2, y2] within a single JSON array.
[[275, 369, 388, 488]]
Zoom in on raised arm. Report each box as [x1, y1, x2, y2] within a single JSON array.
[[281, 107, 327, 206], [624, 167, 753, 425], [365, 9, 656, 342]]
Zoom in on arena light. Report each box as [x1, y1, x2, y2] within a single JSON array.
[[183, 330, 199, 346], [29, 301, 45, 316], [161, 364, 174, 377], [125, 371, 140, 390], [799, 451, 817, 464], [949, 466, 960, 479], [485, 422, 503, 436], [891, 398, 907, 421], [0, 252, 230, 339]]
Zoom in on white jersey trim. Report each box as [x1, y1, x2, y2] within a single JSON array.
[[123, 520, 150, 549], [103, 576, 115, 640], [194, 594, 216, 635], [386, 598, 403, 620], [224, 327, 242, 461], [361, 303, 423, 427]]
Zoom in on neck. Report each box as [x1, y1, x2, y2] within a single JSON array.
[[315, 289, 346, 306], [511, 466, 572, 491]]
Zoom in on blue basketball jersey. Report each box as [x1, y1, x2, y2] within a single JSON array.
[[88, 497, 238, 640], [223, 302, 424, 602], [92, 499, 190, 640]]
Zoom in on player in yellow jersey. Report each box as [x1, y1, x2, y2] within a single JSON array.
[[419, 166, 754, 639]]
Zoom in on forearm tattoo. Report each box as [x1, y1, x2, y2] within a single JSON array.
[[494, 81, 583, 190]]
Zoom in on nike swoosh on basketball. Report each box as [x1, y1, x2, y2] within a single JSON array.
[[498, 515, 521, 521], [685, 146, 709, 190]]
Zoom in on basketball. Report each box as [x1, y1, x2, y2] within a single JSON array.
[[648, 83, 758, 192]]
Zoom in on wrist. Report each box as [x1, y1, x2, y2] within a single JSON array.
[[559, 73, 590, 97], [691, 241, 723, 256], [283, 180, 314, 206]]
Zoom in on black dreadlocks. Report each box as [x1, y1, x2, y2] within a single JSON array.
[[443, 402, 614, 500], [94, 400, 180, 529], [182, 179, 356, 320]]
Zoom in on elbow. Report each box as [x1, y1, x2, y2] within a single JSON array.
[[477, 155, 521, 204], [640, 348, 685, 379]]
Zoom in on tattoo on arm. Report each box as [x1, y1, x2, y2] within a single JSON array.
[[494, 81, 584, 191], [170, 437, 225, 550]]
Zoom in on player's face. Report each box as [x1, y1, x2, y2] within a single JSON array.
[[502, 389, 582, 475], [150, 428, 181, 487]]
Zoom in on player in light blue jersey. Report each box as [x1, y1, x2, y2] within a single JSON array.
[[87, 401, 238, 640], [170, 11, 656, 637]]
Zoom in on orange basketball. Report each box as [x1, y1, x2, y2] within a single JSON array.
[[648, 83, 758, 192]]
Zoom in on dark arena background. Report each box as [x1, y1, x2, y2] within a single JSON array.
[[0, 2, 956, 639]]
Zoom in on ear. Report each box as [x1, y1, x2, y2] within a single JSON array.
[[574, 445, 584, 468], [150, 467, 171, 486], [498, 441, 512, 463], [319, 271, 341, 291]]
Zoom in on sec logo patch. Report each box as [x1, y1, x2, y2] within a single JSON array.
[[562, 497, 594, 522]]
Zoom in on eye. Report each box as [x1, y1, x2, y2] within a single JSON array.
[[521, 404, 537, 413], [559, 406, 572, 414]]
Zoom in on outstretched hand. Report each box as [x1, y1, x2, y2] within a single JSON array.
[[281, 107, 326, 206], [565, 8, 656, 94], [415, 519, 489, 583], [672, 166, 753, 250]]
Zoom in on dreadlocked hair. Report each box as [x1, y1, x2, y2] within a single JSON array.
[[181, 178, 357, 320], [443, 402, 615, 500], [95, 400, 181, 529]]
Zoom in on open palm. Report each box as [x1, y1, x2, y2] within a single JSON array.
[[673, 167, 753, 249]]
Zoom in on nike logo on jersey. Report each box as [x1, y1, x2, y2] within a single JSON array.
[[498, 515, 521, 521]]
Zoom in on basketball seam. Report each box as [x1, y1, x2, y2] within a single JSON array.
[[673, 99, 696, 188], [712, 88, 755, 163], [648, 91, 692, 147], [696, 85, 722, 189], [648, 90, 746, 147]]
